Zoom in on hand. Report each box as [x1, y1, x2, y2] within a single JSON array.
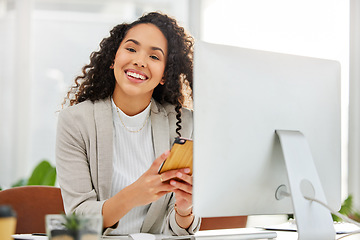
[[169, 168, 193, 215], [103, 150, 181, 228], [126, 151, 180, 207]]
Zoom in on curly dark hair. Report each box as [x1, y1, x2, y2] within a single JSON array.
[[63, 12, 193, 137]]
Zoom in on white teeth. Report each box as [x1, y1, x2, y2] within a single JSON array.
[[127, 71, 146, 80]]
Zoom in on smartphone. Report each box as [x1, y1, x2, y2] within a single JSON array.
[[158, 137, 193, 175]]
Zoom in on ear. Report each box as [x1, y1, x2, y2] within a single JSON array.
[[160, 78, 166, 85], [110, 62, 114, 69]]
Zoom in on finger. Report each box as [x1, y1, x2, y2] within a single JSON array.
[[174, 172, 193, 185], [170, 180, 193, 194], [159, 174, 165, 183], [161, 171, 192, 185], [158, 182, 177, 192], [154, 175, 176, 189], [160, 168, 188, 182], [164, 168, 191, 176], [151, 150, 170, 172], [178, 168, 191, 175], [173, 189, 192, 203], [147, 179, 175, 194], [159, 173, 176, 183]]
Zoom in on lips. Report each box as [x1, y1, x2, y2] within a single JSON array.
[[125, 69, 149, 83]]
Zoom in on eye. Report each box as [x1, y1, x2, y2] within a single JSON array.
[[150, 55, 160, 60], [126, 48, 136, 53]]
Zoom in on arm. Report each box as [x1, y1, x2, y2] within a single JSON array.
[[56, 108, 105, 216]]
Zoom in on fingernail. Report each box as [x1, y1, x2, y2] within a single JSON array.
[[162, 151, 170, 159], [184, 168, 190, 173], [170, 180, 176, 186], [176, 172, 182, 178]]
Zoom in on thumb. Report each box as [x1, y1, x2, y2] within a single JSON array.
[[151, 150, 170, 173]]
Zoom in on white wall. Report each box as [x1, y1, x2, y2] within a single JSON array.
[[199, 0, 350, 200], [348, 0, 360, 209]]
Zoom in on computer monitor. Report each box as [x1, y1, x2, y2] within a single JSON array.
[[193, 41, 341, 239]]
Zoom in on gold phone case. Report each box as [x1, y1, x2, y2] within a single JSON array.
[[158, 137, 193, 175]]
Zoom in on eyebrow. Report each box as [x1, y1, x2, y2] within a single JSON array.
[[125, 39, 165, 56]]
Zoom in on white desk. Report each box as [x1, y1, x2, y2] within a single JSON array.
[[12, 229, 360, 240], [102, 228, 360, 240]]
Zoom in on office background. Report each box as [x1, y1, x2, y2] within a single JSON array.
[[0, 0, 359, 210]]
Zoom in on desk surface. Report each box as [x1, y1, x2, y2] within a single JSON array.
[[12, 229, 360, 240]]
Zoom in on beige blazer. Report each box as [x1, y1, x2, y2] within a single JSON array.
[[55, 97, 200, 235]]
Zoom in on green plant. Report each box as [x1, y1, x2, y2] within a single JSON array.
[[49, 213, 100, 240], [62, 213, 89, 231], [287, 194, 360, 223], [0, 160, 56, 190], [333, 195, 360, 222], [27, 160, 56, 186]]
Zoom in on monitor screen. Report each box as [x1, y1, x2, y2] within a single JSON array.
[[192, 41, 341, 225]]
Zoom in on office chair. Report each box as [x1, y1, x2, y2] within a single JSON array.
[[200, 216, 248, 230], [0, 185, 65, 234]]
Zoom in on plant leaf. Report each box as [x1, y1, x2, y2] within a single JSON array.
[[11, 178, 28, 188], [339, 195, 353, 216], [332, 195, 355, 222], [42, 168, 57, 186], [27, 160, 56, 186]]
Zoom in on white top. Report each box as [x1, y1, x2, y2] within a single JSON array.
[[110, 98, 155, 234]]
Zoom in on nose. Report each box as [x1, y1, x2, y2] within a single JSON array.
[[133, 54, 147, 68]]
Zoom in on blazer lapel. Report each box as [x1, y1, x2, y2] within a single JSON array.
[[142, 100, 171, 232], [94, 97, 113, 200], [150, 100, 171, 158]]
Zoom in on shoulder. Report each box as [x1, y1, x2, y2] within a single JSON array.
[[162, 102, 193, 119], [150, 99, 191, 116], [57, 98, 111, 129], [152, 100, 193, 122], [58, 98, 110, 120], [152, 100, 193, 139]]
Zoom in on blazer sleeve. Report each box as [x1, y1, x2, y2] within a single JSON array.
[[55, 106, 105, 216], [165, 196, 201, 235]]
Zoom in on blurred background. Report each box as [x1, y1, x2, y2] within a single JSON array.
[[0, 0, 352, 208]]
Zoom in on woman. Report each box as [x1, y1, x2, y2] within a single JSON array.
[[56, 12, 200, 236]]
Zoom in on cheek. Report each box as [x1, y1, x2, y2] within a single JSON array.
[[113, 49, 130, 67], [113, 55, 125, 68], [154, 63, 166, 77], [113, 58, 126, 81]]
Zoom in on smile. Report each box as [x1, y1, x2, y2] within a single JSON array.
[[125, 70, 148, 81]]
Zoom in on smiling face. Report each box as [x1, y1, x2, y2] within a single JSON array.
[[112, 23, 168, 110]]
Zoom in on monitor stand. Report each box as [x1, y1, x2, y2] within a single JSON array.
[[275, 130, 336, 240]]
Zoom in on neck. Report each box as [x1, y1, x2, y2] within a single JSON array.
[[112, 92, 152, 116]]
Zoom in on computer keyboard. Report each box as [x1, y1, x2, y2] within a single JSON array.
[[263, 219, 360, 234]]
